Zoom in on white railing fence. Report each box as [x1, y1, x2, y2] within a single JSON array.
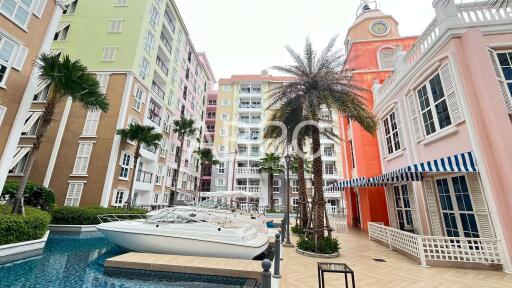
[[368, 222, 503, 268]]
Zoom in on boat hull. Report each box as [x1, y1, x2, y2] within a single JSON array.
[[97, 225, 268, 260]]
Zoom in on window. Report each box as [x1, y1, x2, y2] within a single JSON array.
[[393, 185, 414, 232], [144, 30, 154, 54], [153, 193, 159, 203], [273, 180, 281, 193], [436, 175, 479, 238], [54, 24, 70, 41], [72, 142, 93, 175], [216, 178, 225, 187], [221, 114, 228, 121], [0, 106, 5, 127], [221, 99, 230, 106], [133, 85, 145, 111], [382, 111, 401, 155], [323, 146, 334, 157], [378, 47, 395, 70], [139, 57, 150, 80], [21, 111, 41, 136], [114, 189, 126, 205], [8, 147, 30, 175], [222, 85, 231, 92], [292, 198, 299, 212], [0, 0, 33, 27], [64, 182, 84, 207], [156, 165, 164, 185], [63, 0, 78, 15], [163, 193, 169, 203], [119, 152, 131, 179], [219, 145, 226, 152], [416, 73, 452, 137], [291, 179, 299, 193], [115, 0, 128, 6], [324, 163, 335, 175], [220, 128, 227, 136], [217, 162, 225, 174], [33, 83, 50, 102], [82, 110, 101, 136], [490, 50, 512, 113], [102, 47, 117, 61], [148, 4, 159, 29], [0, 35, 17, 85], [208, 99, 216, 105], [109, 19, 124, 33]]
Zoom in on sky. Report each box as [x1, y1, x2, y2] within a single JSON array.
[[173, 0, 466, 82]]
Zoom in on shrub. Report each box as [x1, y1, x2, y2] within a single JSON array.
[[291, 224, 305, 235], [1, 181, 56, 211], [0, 205, 51, 246], [50, 206, 147, 225], [297, 236, 340, 254]]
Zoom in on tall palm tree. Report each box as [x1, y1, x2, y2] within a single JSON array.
[[12, 54, 109, 215], [270, 37, 377, 241], [169, 117, 196, 206], [116, 123, 162, 210], [290, 154, 313, 229], [258, 153, 284, 211], [194, 148, 219, 201]]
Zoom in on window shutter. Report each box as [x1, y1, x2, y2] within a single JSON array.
[[407, 94, 424, 142], [378, 122, 388, 158], [33, 0, 47, 18], [407, 183, 422, 235], [65, 183, 83, 207], [488, 48, 512, 114], [423, 178, 443, 236], [467, 174, 495, 239], [394, 106, 405, 150], [439, 63, 464, 124], [385, 187, 397, 228], [73, 143, 93, 175], [12, 46, 28, 71], [96, 74, 109, 93], [82, 110, 101, 136], [22, 112, 42, 133]]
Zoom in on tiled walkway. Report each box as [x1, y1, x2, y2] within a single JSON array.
[[280, 229, 512, 288]]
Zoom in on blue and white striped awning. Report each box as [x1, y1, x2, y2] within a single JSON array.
[[324, 177, 367, 192]]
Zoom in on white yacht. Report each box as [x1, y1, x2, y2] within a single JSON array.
[[96, 208, 269, 260]]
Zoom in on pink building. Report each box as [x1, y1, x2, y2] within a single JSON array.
[[355, 0, 512, 271], [200, 89, 218, 194]]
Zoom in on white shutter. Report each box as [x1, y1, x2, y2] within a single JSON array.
[[65, 182, 83, 207], [378, 122, 388, 158], [423, 178, 443, 236], [407, 183, 422, 235], [407, 93, 424, 142], [488, 48, 512, 114], [9, 147, 30, 170], [439, 63, 464, 124], [467, 174, 494, 239], [73, 143, 93, 175], [33, 0, 47, 18], [385, 187, 398, 228], [82, 110, 101, 136], [22, 112, 42, 133], [12, 46, 28, 71], [394, 106, 404, 150], [96, 74, 109, 93]]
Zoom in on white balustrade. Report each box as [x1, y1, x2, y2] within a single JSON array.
[[236, 167, 260, 175], [235, 186, 260, 193], [368, 222, 503, 267]]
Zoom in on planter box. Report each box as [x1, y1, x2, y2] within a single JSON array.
[[49, 224, 97, 232], [296, 248, 340, 259], [0, 231, 49, 264]]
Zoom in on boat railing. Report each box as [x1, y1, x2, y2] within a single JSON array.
[[97, 214, 147, 223], [147, 208, 230, 230]]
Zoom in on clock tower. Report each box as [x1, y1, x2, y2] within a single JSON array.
[[338, 1, 418, 231]]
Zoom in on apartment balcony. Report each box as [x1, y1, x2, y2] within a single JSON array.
[[237, 134, 261, 141], [151, 81, 166, 100], [235, 186, 260, 193], [237, 151, 261, 158], [163, 9, 176, 33], [239, 88, 262, 97], [236, 167, 260, 176], [136, 170, 153, 183], [238, 104, 262, 111], [323, 151, 336, 160], [323, 169, 337, 176], [147, 109, 161, 126], [324, 190, 341, 198], [156, 56, 169, 76], [160, 32, 172, 55]]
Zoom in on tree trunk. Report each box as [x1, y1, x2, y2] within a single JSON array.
[[170, 136, 184, 206], [197, 164, 203, 204], [311, 126, 325, 241], [125, 145, 140, 211], [11, 150, 37, 215], [268, 173, 274, 211], [296, 138, 308, 229]]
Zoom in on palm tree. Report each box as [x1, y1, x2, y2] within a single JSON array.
[[290, 154, 313, 229], [194, 148, 219, 201], [169, 117, 197, 206], [258, 153, 284, 211], [11, 54, 109, 215], [270, 37, 377, 241], [116, 123, 162, 210]]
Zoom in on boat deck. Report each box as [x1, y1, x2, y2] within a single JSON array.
[[105, 253, 263, 280]]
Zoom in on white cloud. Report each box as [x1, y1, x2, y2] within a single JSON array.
[[175, 0, 443, 81]]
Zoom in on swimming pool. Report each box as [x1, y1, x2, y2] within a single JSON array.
[[0, 232, 250, 288]]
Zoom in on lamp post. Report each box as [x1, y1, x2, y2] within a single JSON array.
[[284, 153, 293, 247]]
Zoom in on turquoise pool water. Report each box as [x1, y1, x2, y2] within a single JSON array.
[[0, 232, 249, 287]]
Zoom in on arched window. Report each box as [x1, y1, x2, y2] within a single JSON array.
[[378, 47, 395, 70]]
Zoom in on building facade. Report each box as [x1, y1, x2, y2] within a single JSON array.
[[4, 0, 215, 208], [212, 72, 345, 212], [199, 88, 218, 195], [0, 0, 63, 194], [338, 2, 417, 230]]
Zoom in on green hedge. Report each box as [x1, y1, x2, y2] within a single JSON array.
[[297, 236, 340, 254], [50, 206, 147, 225], [1, 181, 55, 211], [0, 206, 51, 246]]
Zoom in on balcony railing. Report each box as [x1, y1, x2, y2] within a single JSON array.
[[240, 88, 262, 94], [136, 170, 153, 183], [323, 152, 335, 157], [148, 110, 161, 125], [238, 134, 261, 140], [240, 118, 261, 124], [160, 33, 172, 54], [236, 167, 260, 175], [368, 223, 504, 268], [151, 82, 165, 99], [235, 186, 260, 193], [156, 56, 169, 76], [239, 104, 262, 109], [164, 10, 176, 32]]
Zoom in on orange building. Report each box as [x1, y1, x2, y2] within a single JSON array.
[[339, 3, 417, 231]]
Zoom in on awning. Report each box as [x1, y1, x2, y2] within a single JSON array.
[[9, 147, 30, 170], [324, 177, 367, 192]]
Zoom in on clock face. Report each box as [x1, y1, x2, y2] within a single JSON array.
[[371, 21, 389, 36]]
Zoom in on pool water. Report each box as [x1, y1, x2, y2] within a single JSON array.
[[0, 232, 249, 288]]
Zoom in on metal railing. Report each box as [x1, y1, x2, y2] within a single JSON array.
[[236, 167, 260, 175], [147, 109, 161, 126], [235, 186, 260, 193], [368, 222, 503, 267], [156, 56, 169, 76], [151, 82, 166, 99], [136, 170, 153, 183]]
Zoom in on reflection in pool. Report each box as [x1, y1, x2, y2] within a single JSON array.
[[0, 232, 249, 288]]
